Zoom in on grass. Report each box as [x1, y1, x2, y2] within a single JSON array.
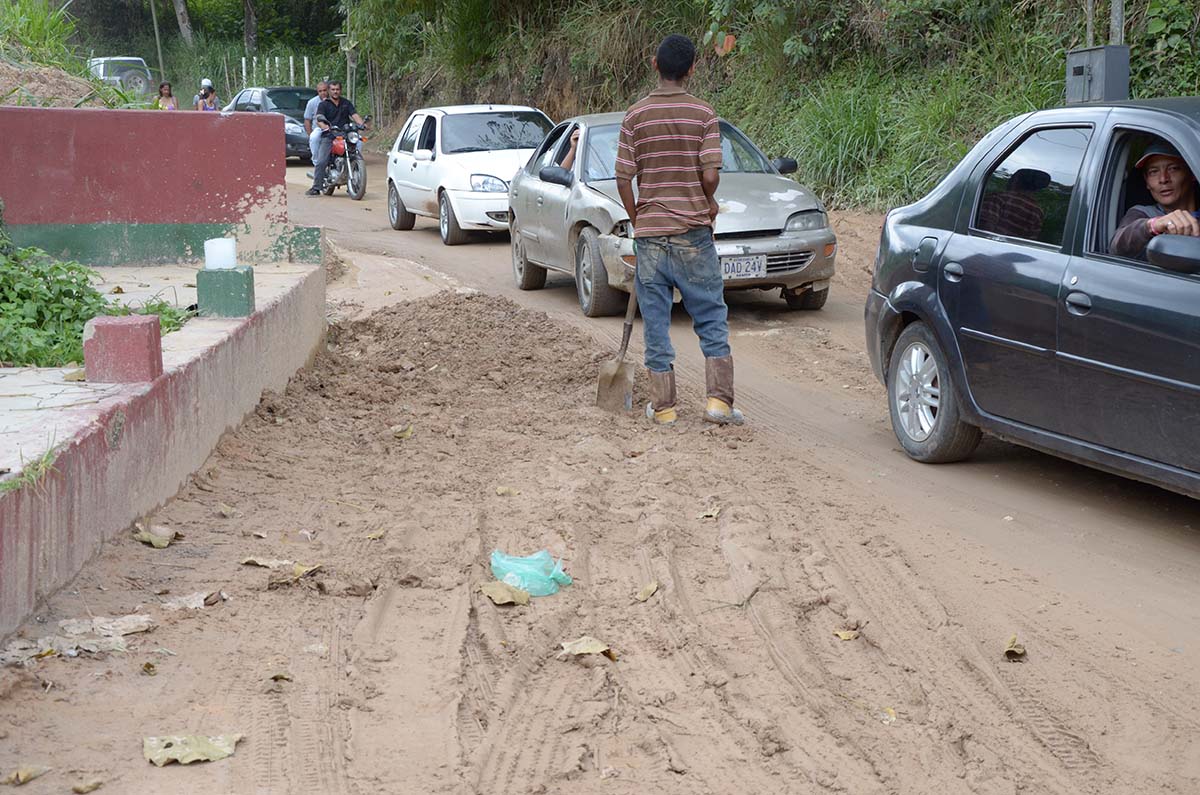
[[0, 443, 58, 495]]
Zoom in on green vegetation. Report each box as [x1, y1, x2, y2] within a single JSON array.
[[0, 202, 193, 368], [350, 0, 1200, 209], [0, 445, 57, 495], [0, 0, 77, 66]]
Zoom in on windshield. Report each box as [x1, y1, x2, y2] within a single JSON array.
[[100, 59, 147, 77], [266, 88, 316, 113], [582, 120, 773, 182], [441, 111, 552, 154]]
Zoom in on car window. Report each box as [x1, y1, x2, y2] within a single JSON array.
[[266, 88, 316, 113], [248, 90, 263, 110], [418, 117, 437, 152], [582, 124, 619, 181], [529, 125, 568, 175], [234, 91, 254, 112], [443, 111, 553, 154], [973, 126, 1092, 247], [718, 121, 772, 174], [398, 115, 422, 153]]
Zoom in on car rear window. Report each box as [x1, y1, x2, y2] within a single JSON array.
[[267, 88, 317, 112], [441, 111, 552, 154], [101, 59, 148, 76]]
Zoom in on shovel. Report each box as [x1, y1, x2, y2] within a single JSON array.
[[596, 288, 638, 412]]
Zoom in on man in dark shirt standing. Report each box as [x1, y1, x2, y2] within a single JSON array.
[[307, 80, 366, 197], [615, 35, 742, 426]]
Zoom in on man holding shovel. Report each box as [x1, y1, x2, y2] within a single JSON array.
[[615, 34, 743, 426]]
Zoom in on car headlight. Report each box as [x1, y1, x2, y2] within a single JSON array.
[[471, 174, 508, 193], [785, 211, 828, 232], [285, 120, 304, 134]]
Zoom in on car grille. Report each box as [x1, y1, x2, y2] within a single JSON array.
[[715, 229, 782, 240], [765, 251, 814, 274]]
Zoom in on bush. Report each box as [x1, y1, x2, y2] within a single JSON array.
[[0, 247, 192, 368]]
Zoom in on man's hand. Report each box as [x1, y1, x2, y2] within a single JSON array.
[[1152, 209, 1200, 237], [708, 196, 720, 223], [616, 176, 638, 229]]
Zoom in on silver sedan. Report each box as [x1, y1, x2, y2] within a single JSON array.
[[508, 112, 837, 316]]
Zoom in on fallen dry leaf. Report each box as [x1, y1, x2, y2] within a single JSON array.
[[270, 673, 292, 682], [390, 423, 413, 440], [109, 285, 124, 294], [72, 780, 104, 794], [133, 522, 179, 549], [63, 369, 86, 382], [143, 734, 243, 766], [559, 635, 617, 661], [240, 557, 294, 570], [479, 581, 530, 606], [495, 486, 519, 497], [1, 765, 49, 785], [833, 630, 860, 641], [1004, 634, 1027, 661], [366, 529, 386, 541], [142, 661, 157, 676], [217, 502, 238, 519], [698, 506, 722, 520], [634, 581, 659, 603]]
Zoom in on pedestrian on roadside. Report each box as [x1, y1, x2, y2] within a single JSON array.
[[304, 81, 329, 162], [307, 80, 366, 196], [154, 81, 178, 110], [615, 34, 742, 426], [191, 78, 217, 109]]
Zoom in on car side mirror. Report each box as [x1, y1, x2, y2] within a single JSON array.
[[1147, 234, 1200, 274], [414, 149, 433, 162], [539, 165, 573, 187], [772, 157, 798, 175]]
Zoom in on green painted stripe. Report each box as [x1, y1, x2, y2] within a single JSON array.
[[9, 223, 322, 266]]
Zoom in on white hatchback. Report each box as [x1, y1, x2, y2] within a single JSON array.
[[386, 105, 553, 245]]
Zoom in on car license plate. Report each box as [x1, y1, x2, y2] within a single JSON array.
[[722, 255, 767, 280]]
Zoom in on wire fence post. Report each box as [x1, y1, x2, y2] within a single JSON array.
[[290, 55, 295, 85], [242, 57, 247, 87], [304, 56, 310, 86]]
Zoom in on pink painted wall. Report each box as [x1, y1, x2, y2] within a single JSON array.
[[0, 107, 286, 225]]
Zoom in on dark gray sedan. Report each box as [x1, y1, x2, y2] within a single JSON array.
[[866, 98, 1200, 498], [509, 113, 837, 316]]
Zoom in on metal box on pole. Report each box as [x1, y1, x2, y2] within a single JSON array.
[[1065, 45, 1130, 103]]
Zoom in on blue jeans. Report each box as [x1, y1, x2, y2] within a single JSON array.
[[635, 226, 730, 373], [311, 134, 333, 190], [308, 128, 322, 160]]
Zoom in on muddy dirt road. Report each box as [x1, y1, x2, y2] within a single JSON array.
[[1, 160, 1198, 793]]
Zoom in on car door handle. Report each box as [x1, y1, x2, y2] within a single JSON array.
[[1065, 291, 1092, 315], [536, 197, 544, 206], [943, 261, 964, 282]]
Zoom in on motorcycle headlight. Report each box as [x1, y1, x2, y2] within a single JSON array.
[[347, 132, 361, 144], [471, 174, 508, 193], [785, 211, 828, 232]]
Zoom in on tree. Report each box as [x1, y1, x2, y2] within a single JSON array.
[[171, 0, 195, 45], [243, 0, 257, 53]]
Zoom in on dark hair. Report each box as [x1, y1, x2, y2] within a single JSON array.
[[655, 34, 695, 81], [328, 80, 342, 89], [158, 81, 171, 95]]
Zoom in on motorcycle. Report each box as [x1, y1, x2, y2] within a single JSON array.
[[313, 121, 369, 200]]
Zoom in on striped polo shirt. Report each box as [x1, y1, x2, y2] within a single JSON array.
[[615, 87, 722, 238]]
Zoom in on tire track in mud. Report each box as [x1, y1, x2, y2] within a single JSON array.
[[809, 524, 1099, 792]]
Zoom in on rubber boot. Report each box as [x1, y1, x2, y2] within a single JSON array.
[[645, 368, 678, 425], [704, 356, 744, 426]]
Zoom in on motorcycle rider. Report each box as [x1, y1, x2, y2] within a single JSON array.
[[307, 80, 366, 197]]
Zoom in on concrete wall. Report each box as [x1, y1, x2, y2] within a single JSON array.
[[0, 266, 325, 637], [0, 106, 319, 264]]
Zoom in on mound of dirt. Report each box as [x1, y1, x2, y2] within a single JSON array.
[[0, 59, 102, 107], [0, 291, 1167, 794]]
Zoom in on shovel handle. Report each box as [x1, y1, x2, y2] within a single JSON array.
[[617, 288, 637, 359]]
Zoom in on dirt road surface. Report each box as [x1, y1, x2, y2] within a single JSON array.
[[2, 158, 1198, 793]]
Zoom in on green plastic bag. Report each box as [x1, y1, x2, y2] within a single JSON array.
[[489, 549, 572, 597]]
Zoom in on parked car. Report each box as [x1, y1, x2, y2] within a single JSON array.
[[386, 105, 553, 245], [865, 98, 1200, 499], [223, 86, 317, 161], [86, 57, 153, 96], [508, 113, 836, 317]]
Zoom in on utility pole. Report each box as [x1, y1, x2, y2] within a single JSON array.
[[1085, 0, 1095, 48], [149, 0, 165, 82], [1110, 0, 1124, 46]]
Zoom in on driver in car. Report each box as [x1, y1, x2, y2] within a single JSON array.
[[1110, 141, 1199, 260]]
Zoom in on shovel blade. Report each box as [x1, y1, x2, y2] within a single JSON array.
[[596, 358, 635, 413]]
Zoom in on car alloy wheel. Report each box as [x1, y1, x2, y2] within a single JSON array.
[[893, 340, 940, 442], [388, 183, 399, 225], [439, 195, 449, 240]]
